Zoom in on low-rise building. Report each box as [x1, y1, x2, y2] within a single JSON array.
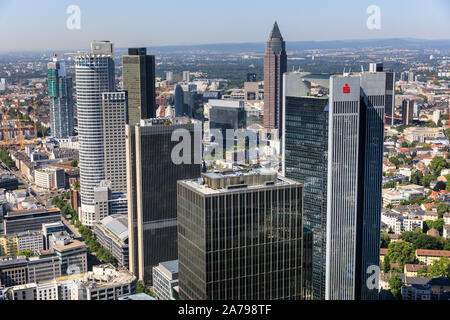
[[404, 264, 430, 277], [34, 167, 65, 190], [51, 236, 88, 275], [3, 208, 61, 234], [401, 283, 432, 300], [71, 264, 136, 300], [416, 249, 450, 265], [152, 260, 179, 300], [0, 256, 28, 287], [94, 214, 128, 268], [16, 231, 44, 254]]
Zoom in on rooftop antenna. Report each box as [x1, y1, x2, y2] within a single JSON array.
[[361, 65, 364, 73]]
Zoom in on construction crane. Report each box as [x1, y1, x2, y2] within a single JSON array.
[[32, 80, 38, 139]]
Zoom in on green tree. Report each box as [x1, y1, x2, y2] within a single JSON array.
[[16, 250, 33, 258], [383, 180, 397, 189], [413, 234, 443, 250], [422, 174, 436, 188], [437, 203, 449, 219], [381, 233, 391, 248], [383, 255, 391, 273], [417, 266, 429, 277], [388, 275, 404, 298], [389, 156, 401, 168], [70, 159, 78, 167], [410, 171, 424, 185], [386, 241, 416, 268], [429, 256, 450, 277], [429, 156, 448, 176]]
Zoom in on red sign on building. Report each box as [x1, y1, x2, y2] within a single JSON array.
[[343, 83, 350, 94]]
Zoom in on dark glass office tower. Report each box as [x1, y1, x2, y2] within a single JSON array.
[[126, 118, 201, 285], [283, 72, 385, 300], [283, 95, 328, 300], [264, 21, 287, 132], [123, 48, 156, 124], [177, 169, 312, 300]]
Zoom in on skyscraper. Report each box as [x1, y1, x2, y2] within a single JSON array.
[[402, 99, 414, 125], [73, 41, 115, 227], [102, 91, 128, 194], [47, 60, 74, 139], [122, 48, 156, 124], [126, 117, 201, 285], [283, 71, 385, 300], [264, 21, 287, 133], [177, 169, 312, 300]]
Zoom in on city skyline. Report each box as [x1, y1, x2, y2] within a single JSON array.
[[0, 0, 449, 52]]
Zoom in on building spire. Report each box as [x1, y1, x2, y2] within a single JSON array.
[[270, 21, 283, 39]]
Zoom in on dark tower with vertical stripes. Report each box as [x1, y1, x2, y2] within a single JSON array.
[[264, 22, 287, 134]]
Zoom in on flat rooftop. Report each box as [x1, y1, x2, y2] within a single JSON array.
[[180, 168, 299, 195]]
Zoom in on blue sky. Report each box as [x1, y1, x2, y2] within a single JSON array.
[[0, 0, 449, 52]]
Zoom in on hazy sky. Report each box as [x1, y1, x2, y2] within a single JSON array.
[[0, 0, 449, 52]]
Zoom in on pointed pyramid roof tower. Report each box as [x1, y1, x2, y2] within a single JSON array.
[[269, 21, 283, 40]]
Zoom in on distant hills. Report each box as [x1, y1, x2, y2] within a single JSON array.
[[136, 38, 450, 54]]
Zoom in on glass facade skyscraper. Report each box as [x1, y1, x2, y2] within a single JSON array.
[[122, 48, 157, 124], [47, 60, 74, 139], [177, 169, 312, 300], [283, 71, 385, 300], [126, 118, 201, 285]]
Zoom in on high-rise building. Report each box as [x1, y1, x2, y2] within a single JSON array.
[[182, 71, 190, 82], [122, 48, 156, 124], [126, 117, 201, 285], [283, 71, 385, 300], [47, 60, 74, 139], [369, 63, 383, 72], [264, 21, 287, 133], [73, 41, 115, 227], [177, 169, 312, 300], [102, 91, 128, 194], [166, 71, 174, 83], [402, 100, 414, 125], [246, 72, 257, 82]]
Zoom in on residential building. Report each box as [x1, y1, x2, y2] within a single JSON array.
[[401, 283, 432, 300], [123, 48, 156, 123], [126, 117, 201, 285], [47, 59, 74, 139], [152, 260, 179, 300], [264, 21, 287, 132], [177, 169, 312, 300], [282, 71, 386, 300], [416, 249, 450, 265]]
